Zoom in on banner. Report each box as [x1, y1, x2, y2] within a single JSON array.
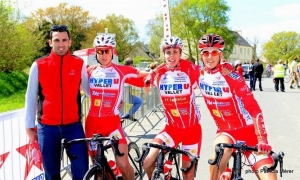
[[162, 0, 172, 38]]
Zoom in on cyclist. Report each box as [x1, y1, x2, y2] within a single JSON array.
[[85, 34, 149, 180], [143, 36, 202, 180], [197, 33, 276, 180]]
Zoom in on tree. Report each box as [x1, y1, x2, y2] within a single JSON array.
[[0, 1, 40, 72], [24, 3, 94, 54], [262, 31, 300, 64], [84, 14, 139, 62], [145, 0, 235, 64]]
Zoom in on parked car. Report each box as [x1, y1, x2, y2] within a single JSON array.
[[242, 64, 250, 79]]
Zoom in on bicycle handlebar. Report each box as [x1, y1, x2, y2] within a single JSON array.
[[60, 134, 124, 160], [135, 142, 199, 172], [208, 143, 285, 177]]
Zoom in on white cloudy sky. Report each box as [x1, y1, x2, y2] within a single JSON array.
[[15, 0, 300, 53]]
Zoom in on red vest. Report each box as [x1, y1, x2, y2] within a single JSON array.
[[36, 50, 83, 125]]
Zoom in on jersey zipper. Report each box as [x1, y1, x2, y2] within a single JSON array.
[[60, 56, 64, 125]]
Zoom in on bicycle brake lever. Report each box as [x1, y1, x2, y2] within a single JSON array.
[[134, 143, 149, 163], [112, 139, 124, 157]]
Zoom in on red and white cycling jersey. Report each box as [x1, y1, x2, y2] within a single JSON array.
[[152, 60, 201, 128], [87, 64, 139, 117], [198, 65, 268, 141]]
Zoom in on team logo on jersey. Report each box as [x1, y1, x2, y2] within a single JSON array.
[[94, 99, 101, 106], [92, 70, 106, 78], [90, 78, 119, 87], [171, 109, 180, 117], [182, 144, 198, 156], [212, 109, 221, 117], [228, 72, 243, 82], [206, 100, 230, 107], [220, 110, 232, 116], [160, 84, 186, 94], [103, 100, 111, 107], [161, 74, 174, 83], [178, 108, 189, 115]]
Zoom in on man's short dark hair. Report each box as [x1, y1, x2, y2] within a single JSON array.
[[256, 59, 260, 62], [49, 25, 70, 40], [294, 57, 298, 61], [124, 58, 133, 65]]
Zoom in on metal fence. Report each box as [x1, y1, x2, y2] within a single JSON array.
[[61, 86, 164, 178], [0, 86, 163, 179]]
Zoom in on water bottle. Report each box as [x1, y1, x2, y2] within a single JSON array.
[[108, 160, 122, 177]]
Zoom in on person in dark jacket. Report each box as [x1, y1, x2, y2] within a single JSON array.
[[248, 59, 255, 90], [253, 59, 264, 91]]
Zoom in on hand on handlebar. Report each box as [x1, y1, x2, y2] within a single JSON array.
[[257, 140, 272, 155]]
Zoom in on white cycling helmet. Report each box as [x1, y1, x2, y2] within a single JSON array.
[[93, 34, 116, 48], [159, 36, 184, 51]]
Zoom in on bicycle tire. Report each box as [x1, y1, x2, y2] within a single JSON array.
[[83, 164, 118, 180], [128, 142, 143, 180], [83, 164, 101, 180], [284, 75, 290, 83]]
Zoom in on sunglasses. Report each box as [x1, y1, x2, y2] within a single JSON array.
[[51, 25, 68, 32], [201, 50, 220, 57], [96, 48, 112, 55]]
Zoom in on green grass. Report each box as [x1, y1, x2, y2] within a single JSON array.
[[0, 89, 26, 113]]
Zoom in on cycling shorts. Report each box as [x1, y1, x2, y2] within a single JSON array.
[[154, 123, 202, 161], [85, 114, 127, 155], [216, 125, 274, 170]]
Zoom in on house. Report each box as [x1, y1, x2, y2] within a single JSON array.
[[228, 31, 252, 64]]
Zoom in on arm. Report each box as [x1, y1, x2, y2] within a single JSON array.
[[125, 77, 146, 87], [81, 62, 90, 97], [24, 62, 39, 142], [232, 78, 270, 153]]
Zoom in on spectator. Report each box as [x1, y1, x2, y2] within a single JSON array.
[[236, 61, 244, 76], [248, 59, 255, 90], [24, 25, 89, 180], [289, 57, 299, 89], [273, 59, 285, 92], [253, 59, 264, 91], [121, 58, 144, 120]]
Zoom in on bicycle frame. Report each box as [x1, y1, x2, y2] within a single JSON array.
[[208, 141, 284, 180], [135, 142, 198, 180], [61, 134, 124, 180]]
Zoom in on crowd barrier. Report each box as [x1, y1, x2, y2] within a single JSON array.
[[0, 86, 163, 179]]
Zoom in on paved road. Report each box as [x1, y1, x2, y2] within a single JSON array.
[[128, 77, 299, 180], [63, 77, 300, 179]]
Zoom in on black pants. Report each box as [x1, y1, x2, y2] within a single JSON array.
[[253, 74, 262, 90], [275, 77, 285, 91]]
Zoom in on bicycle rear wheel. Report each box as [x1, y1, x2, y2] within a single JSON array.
[[128, 142, 143, 180]]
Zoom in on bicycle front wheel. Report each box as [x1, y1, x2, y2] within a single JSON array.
[[83, 164, 101, 180], [284, 75, 290, 83], [128, 142, 143, 180]]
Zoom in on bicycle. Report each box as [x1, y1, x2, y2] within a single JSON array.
[[61, 134, 143, 180], [135, 142, 199, 180], [266, 69, 272, 78], [208, 141, 284, 180], [284, 74, 291, 83]]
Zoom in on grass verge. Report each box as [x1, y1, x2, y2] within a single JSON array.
[[0, 89, 26, 113]]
